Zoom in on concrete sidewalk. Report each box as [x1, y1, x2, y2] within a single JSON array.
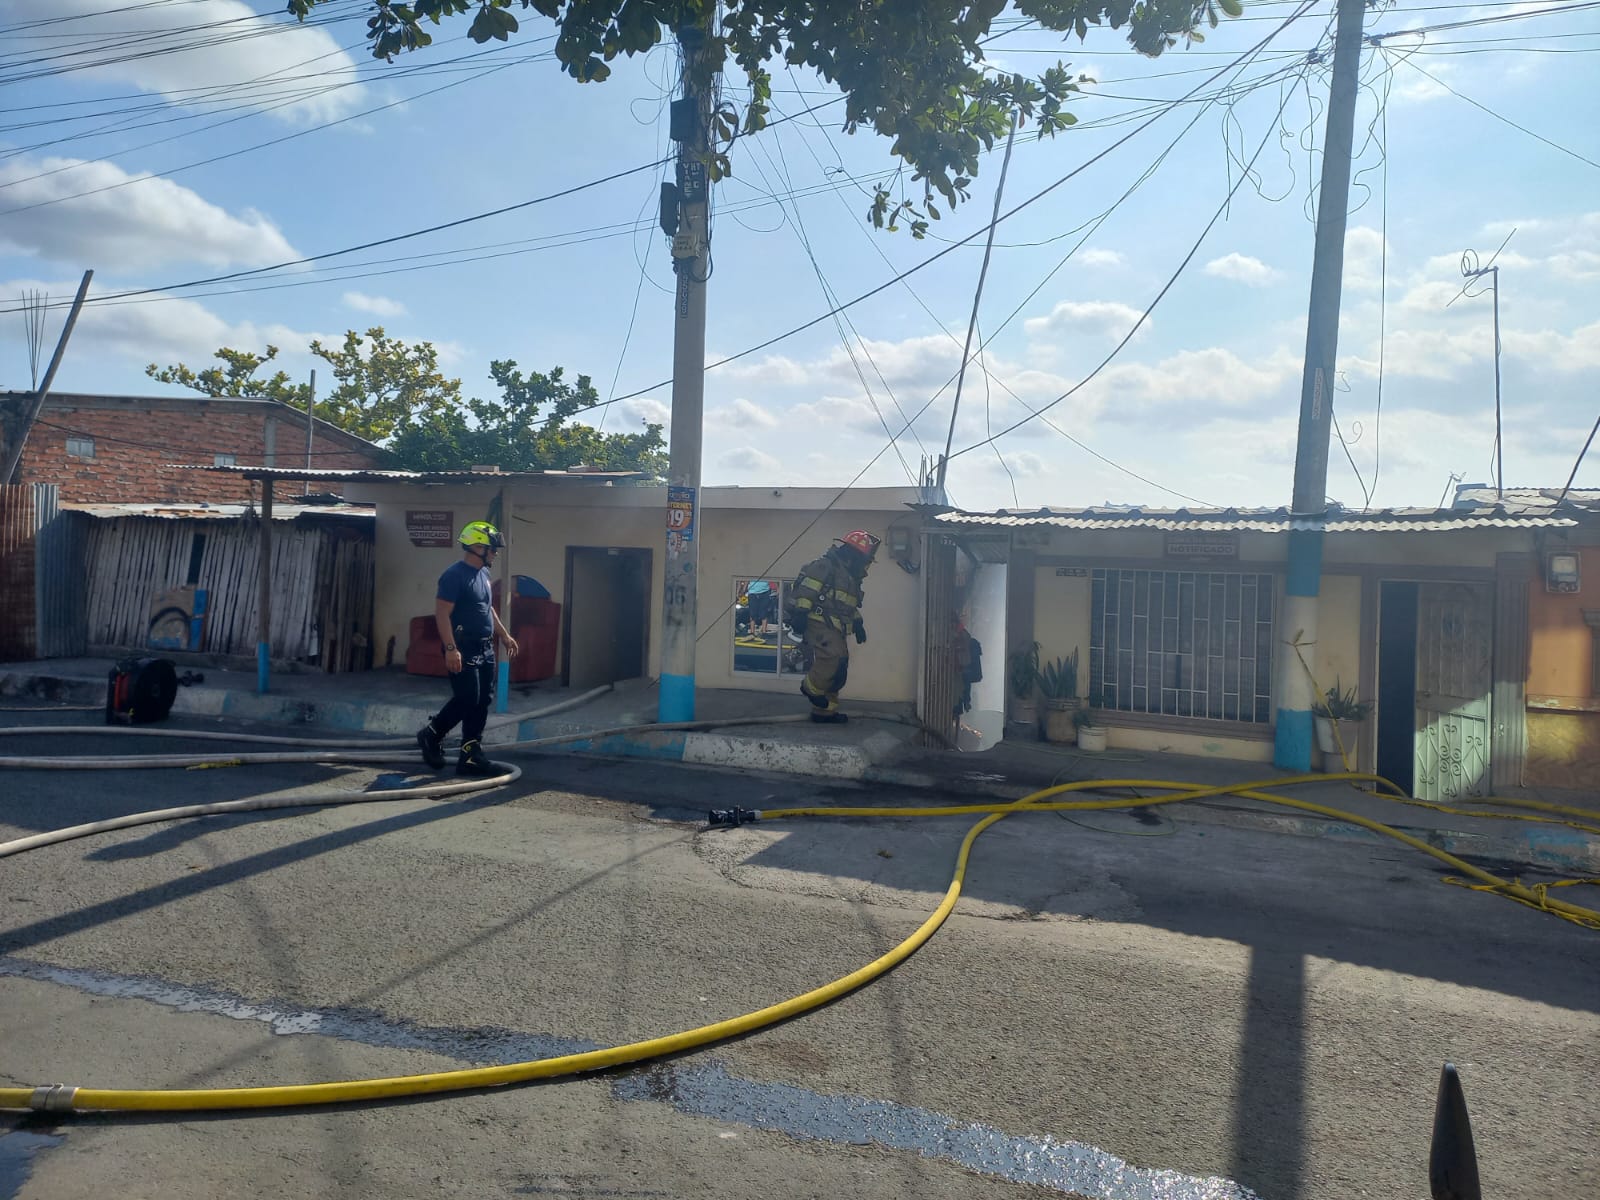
[[3, 656, 1597, 874], [0, 657, 916, 782]]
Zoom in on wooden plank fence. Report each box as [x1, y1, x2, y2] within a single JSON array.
[[83, 515, 374, 670]]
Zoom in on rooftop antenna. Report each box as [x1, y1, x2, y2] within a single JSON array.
[[21, 289, 47, 388]]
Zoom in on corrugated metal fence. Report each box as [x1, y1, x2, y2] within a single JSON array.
[[919, 533, 959, 747], [0, 483, 87, 660], [83, 515, 375, 670]]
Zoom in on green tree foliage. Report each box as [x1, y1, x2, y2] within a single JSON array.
[[307, 327, 461, 443], [288, 0, 1241, 235], [389, 361, 668, 479], [146, 344, 308, 405], [147, 332, 667, 480]]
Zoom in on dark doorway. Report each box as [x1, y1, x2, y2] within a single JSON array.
[[562, 547, 651, 690], [1376, 581, 1419, 796]]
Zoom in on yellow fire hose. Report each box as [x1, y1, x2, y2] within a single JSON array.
[[2, 767, 1595, 1114]]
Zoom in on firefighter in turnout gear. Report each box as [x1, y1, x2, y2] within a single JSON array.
[[785, 530, 881, 723]]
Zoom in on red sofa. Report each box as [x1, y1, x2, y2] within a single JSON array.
[[405, 587, 560, 683]]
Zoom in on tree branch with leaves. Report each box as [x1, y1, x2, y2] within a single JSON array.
[[288, 0, 1242, 235]]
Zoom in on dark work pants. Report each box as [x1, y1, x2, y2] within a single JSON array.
[[429, 645, 496, 746]]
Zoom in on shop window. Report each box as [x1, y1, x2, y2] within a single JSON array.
[[731, 577, 805, 677], [66, 436, 94, 459], [1089, 568, 1275, 723]]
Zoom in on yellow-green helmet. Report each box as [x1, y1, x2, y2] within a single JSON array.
[[459, 520, 504, 552]]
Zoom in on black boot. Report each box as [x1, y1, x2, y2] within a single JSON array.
[[416, 723, 445, 770], [810, 710, 848, 724], [456, 740, 498, 777]]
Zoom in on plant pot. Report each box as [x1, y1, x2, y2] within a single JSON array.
[[1042, 698, 1080, 744], [1076, 724, 1108, 753], [1322, 749, 1346, 774], [1010, 697, 1038, 729], [1314, 716, 1337, 755]]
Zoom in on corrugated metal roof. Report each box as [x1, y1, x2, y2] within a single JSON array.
[[1453, 485, 1600, 514], [932, 504, 1577, 533], [170, 465, 642, 484], [66, 501, 375, 522]]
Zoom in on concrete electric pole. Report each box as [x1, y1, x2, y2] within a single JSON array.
[[658, 22, 713, 723], [1274, 0, 1367, 772], [1, 270, 93, 485]]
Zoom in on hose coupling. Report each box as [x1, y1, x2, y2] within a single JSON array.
[[29, 1084, 78, 1112], [708, 807, 760, 828]]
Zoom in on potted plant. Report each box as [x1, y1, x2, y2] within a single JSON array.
[[1312, 678, 1370, 770], [1073, 690, 1109, 752], [1038, 649, 1081, 743], [1006, 640, 1041, 733]]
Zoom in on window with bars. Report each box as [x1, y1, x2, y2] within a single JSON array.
[[1088, 568, 1275, 724]]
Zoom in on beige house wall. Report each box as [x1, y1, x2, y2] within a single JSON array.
[[349, 481, 921, 702], [1009, 523, 1531, 763]]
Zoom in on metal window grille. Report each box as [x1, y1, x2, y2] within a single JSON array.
[[1089, 568, 1274, 723], [214, 453, 236, 467], [66, 436, 94, 459]]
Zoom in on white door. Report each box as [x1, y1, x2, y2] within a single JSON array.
[[1414, 582, 1493, 801]]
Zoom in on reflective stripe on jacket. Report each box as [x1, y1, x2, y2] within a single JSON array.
[[788, 551, 863, 633]]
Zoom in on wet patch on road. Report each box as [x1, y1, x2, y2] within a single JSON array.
[[0, 1130, 63, 1200], [4, 956, 1259, 1199]]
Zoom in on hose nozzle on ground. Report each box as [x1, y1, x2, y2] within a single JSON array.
[[708, 807, 760, 828]]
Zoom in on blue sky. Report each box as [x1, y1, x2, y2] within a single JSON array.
[[2, 0, 1596, 511]]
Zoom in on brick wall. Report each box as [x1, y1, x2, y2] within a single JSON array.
[[12, 398, 384, 503]]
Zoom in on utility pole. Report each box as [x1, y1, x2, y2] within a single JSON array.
[[1459, 259, 1503, 498], [1, 270, 92, 484], [1274, 0, 1367, 773], [658, 19, 712, 723]]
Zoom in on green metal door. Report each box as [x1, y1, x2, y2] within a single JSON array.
[[1414, 581, 1493, 801]]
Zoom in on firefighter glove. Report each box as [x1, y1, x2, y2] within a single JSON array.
[[853, 618, 867, 645]]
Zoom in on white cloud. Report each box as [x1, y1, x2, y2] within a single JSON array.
[[614, 397, 671, 428], [0, 277, 323, 381], [5, 1, 365, 125], [1343, 226, 1388, 291], [1023, 300, 1148, 343], [709, 397, 779, 429], [1092, 346, 1300, 412], [342, 291, 407, 317], [1204, 253, 1281, 286], [1503, 320, 1600, 372], [719, 446, 781, 473], [0, 156, 298, 270], [1078, 248, 1124, 268], [1001, 451, 1047, 478]]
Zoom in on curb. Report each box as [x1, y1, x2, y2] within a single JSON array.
[[0, 668, 903, 785], [7, 666, 1594, 874], [860, 766, 1600, 876]]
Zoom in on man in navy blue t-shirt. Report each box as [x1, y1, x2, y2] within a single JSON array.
[[416, 520, 519, 775]]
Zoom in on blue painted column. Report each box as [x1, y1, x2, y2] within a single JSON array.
[[1274, 528, 1322, 771], [496, 486, 510, 713], [256, 476, 273, 694]]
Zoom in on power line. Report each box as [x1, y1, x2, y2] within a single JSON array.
[[1385, 52, 1600, 169], [947, 51, 1309, 463], [0, 45, 542, 216], [0, 155, 673, 317], [1556, 412, 1600, 505]]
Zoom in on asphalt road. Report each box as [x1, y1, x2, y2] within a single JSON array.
[[1, 706, 1596, 1200]]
